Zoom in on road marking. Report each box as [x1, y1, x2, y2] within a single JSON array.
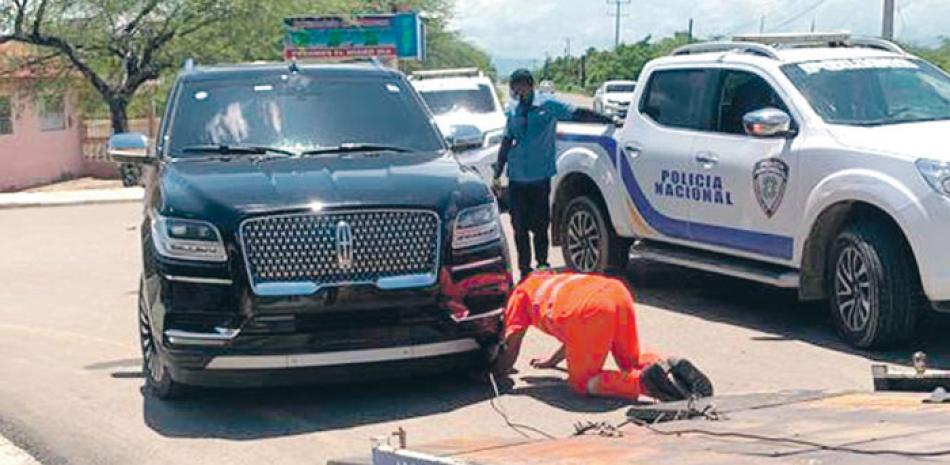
[[0, 434, 39, 465]]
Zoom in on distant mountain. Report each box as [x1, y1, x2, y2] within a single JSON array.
[[492, 57, 542, 78]]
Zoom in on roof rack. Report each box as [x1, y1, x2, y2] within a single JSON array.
[[846, 37, 907, 55], [734, 32, 908, 56], [671, 33, 909, 61], [671, 42, 780, 60], [409, 67, 483, 80]]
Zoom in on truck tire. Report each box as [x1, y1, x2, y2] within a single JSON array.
[[138, 284, 185, 400], [560, 196, 630, 273], [827, 222, 924, 349]]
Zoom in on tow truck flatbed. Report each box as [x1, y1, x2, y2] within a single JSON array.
[[331, 391, 950, 465]]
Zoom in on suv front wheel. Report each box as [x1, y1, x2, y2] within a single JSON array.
[[139, 283, 185, 400], [827, 222, 923, 348], [560, 196, 629, 273]]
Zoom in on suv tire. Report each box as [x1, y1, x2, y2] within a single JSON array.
[[138, 283, 185, 400], [560, 196, 630, 273], [827, 222, 923, 348], [120, 163, 142, 187]]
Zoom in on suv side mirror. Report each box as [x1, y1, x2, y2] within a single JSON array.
[[743, 108, 796, 138], [446, 124, 483, 152], [108, 132, 153, 164]]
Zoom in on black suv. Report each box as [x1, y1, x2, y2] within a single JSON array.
[[109, 62, 511, 399]]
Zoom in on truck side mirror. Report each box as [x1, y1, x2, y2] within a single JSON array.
[[743, 108, 796, 138], [108, 132, 154, 164]]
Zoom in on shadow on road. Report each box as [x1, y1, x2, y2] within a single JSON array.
[[625, 260, 950, 369], [141, 373, 491, 440], [510, 376, 637, 413]]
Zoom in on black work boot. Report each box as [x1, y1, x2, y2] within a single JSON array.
[[640, 360, 690, 402], [668, 358, 714, 398]]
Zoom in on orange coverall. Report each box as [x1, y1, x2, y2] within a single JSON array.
[[504, 272, 661, 399]]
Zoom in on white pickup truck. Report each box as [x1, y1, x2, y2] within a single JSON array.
[[552, 33, 950, 348]]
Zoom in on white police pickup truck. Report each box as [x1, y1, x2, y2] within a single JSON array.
[[552, 33, 950, 348]]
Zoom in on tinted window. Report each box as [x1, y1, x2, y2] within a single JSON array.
[[606, 84, 636, 93], [782, 58, 950, 126], [167, 75, 445, 157], [717, 70, 788, 134], [419, 85, 497, 115], [640, 69, 715, 130]]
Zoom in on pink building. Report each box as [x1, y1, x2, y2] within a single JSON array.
[[0, 43, 118, 192]]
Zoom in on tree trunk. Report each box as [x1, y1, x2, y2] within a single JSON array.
[[108, 98, 129, 134]]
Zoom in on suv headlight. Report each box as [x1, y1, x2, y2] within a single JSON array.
[[916, 159, 950, 197], [453, 203, 501, 249], [150, 211, 228, 262]]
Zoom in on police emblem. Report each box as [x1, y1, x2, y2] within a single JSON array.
[[753, 158, 789, 218]]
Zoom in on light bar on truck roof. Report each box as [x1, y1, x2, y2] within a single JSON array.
[[409, 68, 483, 80], [734, 32, 853, 46]]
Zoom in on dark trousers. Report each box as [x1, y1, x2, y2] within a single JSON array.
[[509, 179, 551, 273]]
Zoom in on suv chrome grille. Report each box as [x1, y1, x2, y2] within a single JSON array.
[[240, 210, 440, 292]]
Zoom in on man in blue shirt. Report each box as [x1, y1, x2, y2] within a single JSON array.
[[494, 69, 616, 278]]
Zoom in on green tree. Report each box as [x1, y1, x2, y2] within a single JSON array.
[[0, 0, 252, 132], [908, 38, 950, 72], [0, 0, 473, 131], [540, 32, 691, 95]]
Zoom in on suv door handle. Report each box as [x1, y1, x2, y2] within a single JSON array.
[[622, 143, 642, 158], [695, 152, 719, 167]]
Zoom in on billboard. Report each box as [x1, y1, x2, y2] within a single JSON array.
[[283, 13, 425, 61]]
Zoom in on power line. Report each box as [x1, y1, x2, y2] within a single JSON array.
[[770, 0, 830, 31], [724, 0, 788, 36], [606, 0, 632, 49]]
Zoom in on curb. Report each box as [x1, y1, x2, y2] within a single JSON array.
[[0, 434, 40, 465], [0, 188, 144, 210]]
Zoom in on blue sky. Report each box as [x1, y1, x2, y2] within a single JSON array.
[[451, 0, 948, 62]]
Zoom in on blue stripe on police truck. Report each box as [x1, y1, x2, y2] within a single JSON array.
[[556, 133, 794, 260]]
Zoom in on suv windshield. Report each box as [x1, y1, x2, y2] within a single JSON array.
[[418, 85, 497, 115], [606, 84, 635, 93], [782, 58, 950, 126], [166, 74, 445, 157]]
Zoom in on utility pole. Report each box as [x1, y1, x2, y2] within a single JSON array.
[[810, 17, 816, 32], [882, 0, 895, 40], [564, 36, 573, 57], [688, 18, 694, 41], [607, 0, 632, 49], [759, 15, 766, 33]]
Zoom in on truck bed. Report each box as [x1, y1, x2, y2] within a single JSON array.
[[331, 391, 950, 465]]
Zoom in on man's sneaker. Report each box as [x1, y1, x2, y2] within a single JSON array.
[[668, 358, 714, 398], [640, 361, 690, 402]]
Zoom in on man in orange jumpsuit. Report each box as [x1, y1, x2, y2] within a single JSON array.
[[494, 271, 713, 401]]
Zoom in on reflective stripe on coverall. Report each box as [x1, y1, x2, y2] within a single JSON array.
[[504, 272, 662, 399]]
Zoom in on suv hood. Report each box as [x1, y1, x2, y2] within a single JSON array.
[[604, 92, 634, 103], [159, 152, 490, 224], [434, 111, 506, 136], [829, 120, 950, 161]]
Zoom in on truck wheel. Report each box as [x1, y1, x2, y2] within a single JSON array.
[[561, 196, 629, 273], [827, 222, 923, 349], [138, 284, 185, 400]]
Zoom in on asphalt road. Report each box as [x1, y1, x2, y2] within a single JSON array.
[[2, 203, 950, 465]]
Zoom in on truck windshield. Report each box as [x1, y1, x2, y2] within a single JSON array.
[[166, 74, 445, 157], [418, 85, 497, 115], [782, 58, 950, 126]]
